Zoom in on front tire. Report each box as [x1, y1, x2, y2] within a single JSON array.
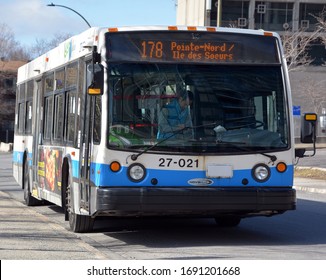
[[65, 171, 94, 233]]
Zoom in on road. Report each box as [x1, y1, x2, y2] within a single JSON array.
[[1, 151, 326, 260], [296, 147, 326, 168]]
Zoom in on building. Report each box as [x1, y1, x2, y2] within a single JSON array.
[[0, 60, 26, 143], [177, 0, 326, 140]]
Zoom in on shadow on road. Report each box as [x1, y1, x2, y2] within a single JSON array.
[[88, 198, 326, 248]]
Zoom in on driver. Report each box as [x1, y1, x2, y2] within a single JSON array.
[[157, 91, 194, 140]]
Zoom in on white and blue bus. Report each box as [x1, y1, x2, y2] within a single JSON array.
[[13, 26, 316, 232]]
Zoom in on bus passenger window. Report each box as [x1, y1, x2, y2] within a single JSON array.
[[55, 69, 65, 90], [25, 101, 33, 134], [45, 74, 54, 92], [66, 63, 78, 88], [44, 96, 53, 140], [18, 102, 25, 134], [53, 94, 64, 141], [66, 91, 76, 143], [93, 96, 101, 144]]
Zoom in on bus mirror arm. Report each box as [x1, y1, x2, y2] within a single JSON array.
[[92, 46, 101, 64], [87, 47, 104, 95]]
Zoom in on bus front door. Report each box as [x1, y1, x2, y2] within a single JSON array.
[[79, 91, 92, 213]]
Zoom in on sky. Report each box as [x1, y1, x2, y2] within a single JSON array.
[[0, 0, 177, 46]]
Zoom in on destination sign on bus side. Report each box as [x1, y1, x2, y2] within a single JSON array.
[[140, 40, 236, 62]]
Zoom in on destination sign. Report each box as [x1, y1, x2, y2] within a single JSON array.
[[106, 31, 280, 64], [139, 40, 236, 62]]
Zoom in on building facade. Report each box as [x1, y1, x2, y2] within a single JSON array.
[[0, 60, 26, 143]]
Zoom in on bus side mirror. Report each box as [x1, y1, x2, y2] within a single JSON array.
[[297, 113, 317, 158], [87, 63, 104, 95], [301, 113, 317, 143]]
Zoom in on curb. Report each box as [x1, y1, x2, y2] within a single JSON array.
[[294, 166, 326, 194], [295, 166, 326, 172], [294, 185, 326, 194]]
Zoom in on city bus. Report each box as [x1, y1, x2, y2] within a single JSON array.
[[12, 26, 316, 232]]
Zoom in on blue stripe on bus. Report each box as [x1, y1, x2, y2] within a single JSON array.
[[13, 151, 294, 188], [12, 151, 33, 165], [90, 162, 294, 188], [13, 151, 24, 165]]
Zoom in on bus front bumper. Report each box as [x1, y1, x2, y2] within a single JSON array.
[[93, 187, 296, 218]]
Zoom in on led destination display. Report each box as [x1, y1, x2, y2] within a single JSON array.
[[140, 40, 236, 62], [106, 31, 280, 64]]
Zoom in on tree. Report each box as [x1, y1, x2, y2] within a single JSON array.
[[282, 9, 326, 71], [1, 22, 72, 61], [282, 28, 320, 71], [0, 23, 29, 61], [29, 33, 72, 59]]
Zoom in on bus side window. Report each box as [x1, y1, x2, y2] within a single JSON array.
[[25, 80, 34, 135], [44, 96, 53, 140], [53, 93, 64, 141], [93, 95, 101, 144], [17, 83, 26, 134], [25, 101, 33, 134], [66, 91, 76, 143], [18, 102, 25, 134]]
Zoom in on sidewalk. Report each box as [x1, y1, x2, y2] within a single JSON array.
[[294, 177, 326, 194], [0, 190, 107, 259]]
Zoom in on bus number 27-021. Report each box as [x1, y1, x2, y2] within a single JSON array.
[[159, 158, 199, 168]]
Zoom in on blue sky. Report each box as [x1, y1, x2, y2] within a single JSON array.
[[0, 0, 177, 46]]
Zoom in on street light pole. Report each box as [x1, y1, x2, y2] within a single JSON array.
[[47, 2, 91, 28]]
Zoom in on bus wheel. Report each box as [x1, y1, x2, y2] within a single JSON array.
[[65, 173, 94, 233], [215, 216, 241, 227], [23, 157, 41, 206]]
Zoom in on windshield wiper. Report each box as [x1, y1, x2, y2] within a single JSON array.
[[130, 122, 219, 161], [216, 140, 277, 163], [130, 123, 277, 163]]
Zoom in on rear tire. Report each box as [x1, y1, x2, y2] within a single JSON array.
[[23, 157, 41, 206], [65, 171, 94, 233]]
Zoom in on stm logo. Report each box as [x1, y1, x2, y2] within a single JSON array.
[[188, 178, 214, 186]]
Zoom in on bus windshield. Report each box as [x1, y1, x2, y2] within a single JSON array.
[[108, 63, 289, 154]]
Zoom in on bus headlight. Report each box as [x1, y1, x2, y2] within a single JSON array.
[[128, 163, 146, 182], [252, 164, 270, 182]]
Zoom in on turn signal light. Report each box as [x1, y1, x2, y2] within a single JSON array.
[[304, 113, 317, 122], [276, 162, 287, 173], [110, 161, 121, 172]]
